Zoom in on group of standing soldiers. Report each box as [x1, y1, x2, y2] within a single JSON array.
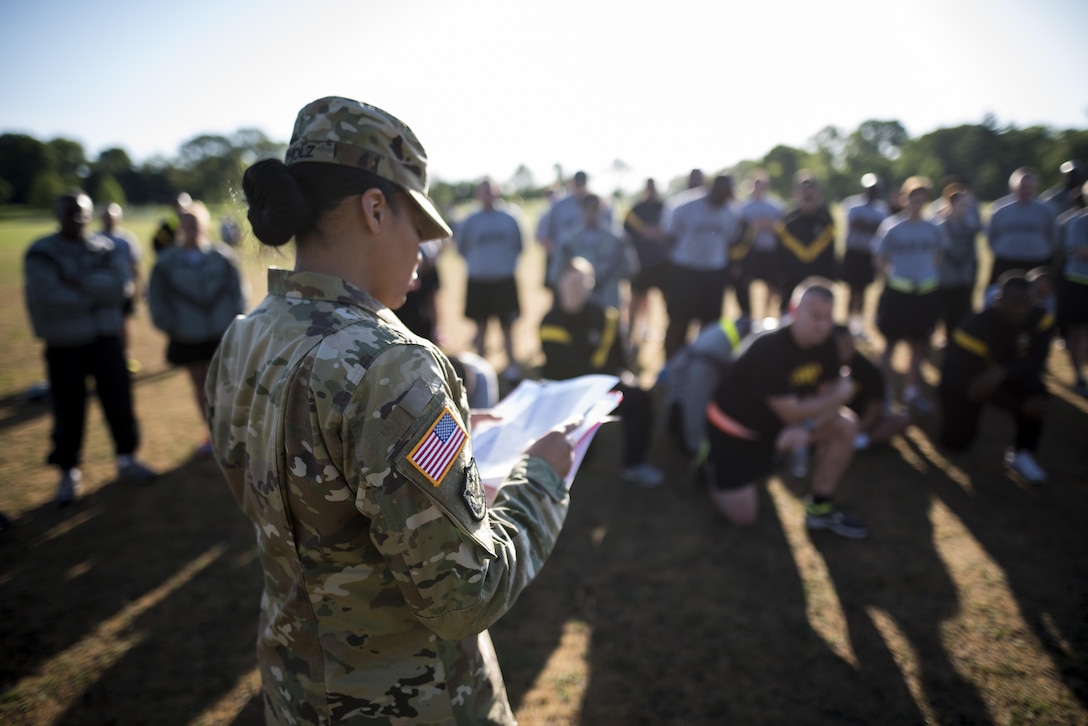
[[445, 159, 1086, 536], [23, 190, 247, 507]]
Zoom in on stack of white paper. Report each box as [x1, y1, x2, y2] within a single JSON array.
[[470, 374, 622, 501]]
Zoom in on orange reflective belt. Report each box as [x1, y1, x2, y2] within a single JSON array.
[[706, 402, 759, 441]]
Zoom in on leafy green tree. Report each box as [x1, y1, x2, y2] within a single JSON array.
[[1042, 129, 1088, 191], [762, 144, 807, 200], [231, 128, 286, 165], [730, 160, 762, 187], [47, 137, 88, 186], [894, 122, 1037, 200], [810, 125, 847, 166], [842, 119, 908, 194], [27, 171, 66, 208], [509, 164, 535, 195], [429, 179, 475, 213], [131, 158, 177, 205], [96, 147, 133, 177], [94, 173, 126, 206], [807, 125, 850, 200], [93, 147, 144, 204], [552, 163, 565, 187], [0, 133, 55, 204], [175, 133, 242, 202]]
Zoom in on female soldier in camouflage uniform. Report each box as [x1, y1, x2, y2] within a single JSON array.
[[206, 97, 575, 725]]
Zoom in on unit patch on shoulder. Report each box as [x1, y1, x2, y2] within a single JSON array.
[[462, 458, 486, 521], [407, 407, 468, 487]]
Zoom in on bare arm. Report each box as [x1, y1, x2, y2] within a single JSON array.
[[767, 376, 854, 425]]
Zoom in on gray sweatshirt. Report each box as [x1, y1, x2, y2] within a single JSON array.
[[667, 194, 744, 270], [1064, 210, 1088, 284], [987, 198, 1057, 262], [550, 227, 639, 309], [873, 214, 947, 286], [24, 232, 132, 346], [665, 318, 744, 454], [456, 205, 523, 281], [149, 243, 247, 343], [937, 217, 980, 288]]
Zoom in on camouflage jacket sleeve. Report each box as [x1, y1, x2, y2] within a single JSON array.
[[343, 342, 569, 641]]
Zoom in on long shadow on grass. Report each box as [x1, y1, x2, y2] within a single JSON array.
[[586, 477, 890, 724], [904, 393, 1088, 715], [0, 367, 178, 433], [0, 455, 264, 724], [804, 439, 993, 725], [488, 428, 617, 713], [494, 421, 926, 725], [0, 391, 52, 431]]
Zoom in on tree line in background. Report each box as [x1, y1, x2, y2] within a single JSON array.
[[0, 130, 285, 208], [1, 115, 1086, 211], [742, 116, 1088, 203]]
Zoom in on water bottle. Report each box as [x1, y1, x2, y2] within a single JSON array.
[[790, 446, 809, 478]]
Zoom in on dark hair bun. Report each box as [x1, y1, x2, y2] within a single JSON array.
[[242, 159, 313, 247]]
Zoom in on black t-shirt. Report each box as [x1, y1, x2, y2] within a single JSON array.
[[778, 206, 837, 281], [539, 302, 624, 380], [940, 306, 1054, 391], [624, 198, 666, 267], [715, 325, 840, 438], [846, 351, 884, 415]]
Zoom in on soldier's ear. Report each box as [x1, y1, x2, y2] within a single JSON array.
[[358, 189, 389, 235]]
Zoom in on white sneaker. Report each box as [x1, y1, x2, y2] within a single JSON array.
[[1005, 449, 1047, 484], [621, 463, 665, 488], [54, 469, 83, 507]]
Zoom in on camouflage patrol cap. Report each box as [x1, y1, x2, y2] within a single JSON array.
[[285, 97, 452, 240]]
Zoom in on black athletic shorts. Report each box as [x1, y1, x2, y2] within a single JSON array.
[[938, 286, 975, 332], [840, 249, 876, 288], [1058, 279, 1088, 327], [166, 338, 222, 366], [938, 376, 1047, 451], [877, 287, 941, 342], [465, 277, 520, 324], [665, 264, 727, 325], [743, 250, 778, 284], [631, 261, 668, 294], [707, 427, 776, 491], [990, 257, 1048, 285]]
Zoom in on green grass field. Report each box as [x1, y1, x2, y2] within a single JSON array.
[[1, 206, 1087, 725]]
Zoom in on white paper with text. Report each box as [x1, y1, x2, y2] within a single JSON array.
[[470, 375, 621, 498]]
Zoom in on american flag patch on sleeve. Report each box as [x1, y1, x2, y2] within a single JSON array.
[[408, 408, 468, 487]]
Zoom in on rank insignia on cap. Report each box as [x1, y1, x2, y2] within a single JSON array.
[[462, 458, 486, 520], [408, 408, 468, 487]]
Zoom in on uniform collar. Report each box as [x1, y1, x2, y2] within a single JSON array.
[[267, 268, 393, 320]]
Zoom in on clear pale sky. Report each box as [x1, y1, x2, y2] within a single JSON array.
[[2, 0, 1085, 192]]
